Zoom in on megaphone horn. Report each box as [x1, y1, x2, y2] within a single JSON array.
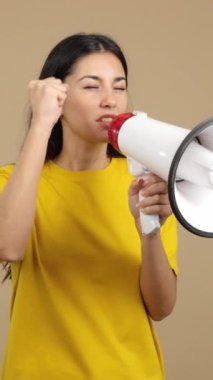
[[108, 111, 213, 238]]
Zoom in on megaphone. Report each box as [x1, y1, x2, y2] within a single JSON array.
[[108, 111, 213, 237]]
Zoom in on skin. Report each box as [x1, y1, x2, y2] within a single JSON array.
[[55, 51, 128, 170], [0, 51, 177, 320]]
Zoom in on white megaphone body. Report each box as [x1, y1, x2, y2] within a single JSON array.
[[108, 111, 213, 237]]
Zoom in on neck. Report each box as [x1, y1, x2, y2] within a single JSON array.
[[53, 122, 111, 171], [54, 148, 110, 171], [54, 138, 110, 172]]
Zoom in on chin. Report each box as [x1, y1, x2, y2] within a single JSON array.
[[97, 130, 109, 143]]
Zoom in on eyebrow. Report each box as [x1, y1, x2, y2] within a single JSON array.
[[78, 75, 127, 83]]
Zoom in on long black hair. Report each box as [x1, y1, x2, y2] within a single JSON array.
[[2, 33, 128, 282], [31, 32, 128, 160]]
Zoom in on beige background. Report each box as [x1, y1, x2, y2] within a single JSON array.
[[0, 0, 213, 378]]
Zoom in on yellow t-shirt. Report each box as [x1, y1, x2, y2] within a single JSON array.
[[0, 158, 177, 380]]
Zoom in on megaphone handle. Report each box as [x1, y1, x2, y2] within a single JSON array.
[[139, 188, 161, 236], [127, 157, 160, 235]]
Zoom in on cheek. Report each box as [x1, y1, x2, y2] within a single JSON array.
[[119, 96, 128, 112], [117, 91, 128, 105], [63, 96, 84, 118], [63, 98, 93, 127], [67, 93, 94, 111]]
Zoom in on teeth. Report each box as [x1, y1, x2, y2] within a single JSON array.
[[101, 118, 113, 122]]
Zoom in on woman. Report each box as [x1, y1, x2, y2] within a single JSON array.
[[0, 33, 178, 379]]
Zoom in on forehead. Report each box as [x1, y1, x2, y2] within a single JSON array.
[[71, 51, 126, 78]]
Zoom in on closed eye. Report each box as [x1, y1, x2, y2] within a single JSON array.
[[84, 86, 99, 89], [114, 87, 126, 91]]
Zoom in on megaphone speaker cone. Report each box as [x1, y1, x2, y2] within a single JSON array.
[[168, 118, 213, 237]]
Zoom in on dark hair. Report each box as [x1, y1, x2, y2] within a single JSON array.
[[1, 262, 11, 283], [2, 33, 128, 283], [31, 32, 128, 160]]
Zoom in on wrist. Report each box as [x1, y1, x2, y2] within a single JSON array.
[[141, 230, 161, 241], [135, 218, 161, 241], [30, 119, 53, 138]]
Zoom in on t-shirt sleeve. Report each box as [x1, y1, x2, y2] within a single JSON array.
[[160, 213, 178, 275], [0, 165, 14, 193], [0, 165, 15, 264]]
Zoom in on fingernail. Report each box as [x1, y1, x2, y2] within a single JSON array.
[[138, 178, 145, 186]]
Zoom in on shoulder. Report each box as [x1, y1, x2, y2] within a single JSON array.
[[111, 157, 132, 175]]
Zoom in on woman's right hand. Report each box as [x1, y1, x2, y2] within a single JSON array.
[[28, 77, 68, 131]]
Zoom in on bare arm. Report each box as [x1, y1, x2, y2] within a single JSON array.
[[0, 78, 68, 261], [139, 232, 177, 321], [128, 175, 177, 321]]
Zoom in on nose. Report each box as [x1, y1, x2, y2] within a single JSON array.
[[100, 89, 117, 108]]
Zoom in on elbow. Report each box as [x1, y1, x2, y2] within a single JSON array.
[[0, 246, 24, 262], [150, 309, 172, 322], [147, 301, 176, 322]]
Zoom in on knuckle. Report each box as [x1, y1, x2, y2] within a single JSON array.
[[28, 80, 36, 89], [154, 194, 161, 203], [156, 205, 161, 213]]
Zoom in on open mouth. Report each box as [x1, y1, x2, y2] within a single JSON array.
[[97, 115, 116, 129]]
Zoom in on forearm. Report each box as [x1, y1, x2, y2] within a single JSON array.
[[0, 124, 50, 261], [139, 231, 177, 321]]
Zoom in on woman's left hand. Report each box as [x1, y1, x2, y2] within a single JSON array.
[[128, 173, 172, 231]]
